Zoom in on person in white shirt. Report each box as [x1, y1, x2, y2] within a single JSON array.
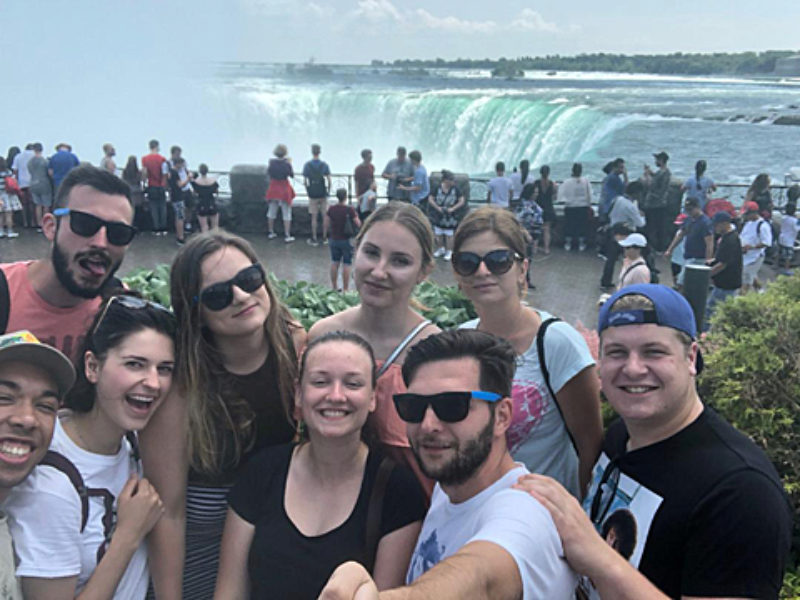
[[487, 162, 513, 209], [558, 163, 593, 252], [777, 199, 798, 274], [739, 201, 773, 292], [319, 329, 577, 600], [616, 233, 651, 289], [509, 159, 532, 205], [11, 144, 35, 229]]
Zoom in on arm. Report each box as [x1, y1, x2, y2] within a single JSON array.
[[704, 235, 714, 260], [450, 194, 466, 214], [139, 389, 189, 600], [214, 508, 254, 600], [372, 522, 422, 590], [664, 229, 686, 257], [554, 366, 602, 497]]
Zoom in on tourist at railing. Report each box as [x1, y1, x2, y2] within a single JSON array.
[[142, 140, 169, 236], [680, 159, 716, 210], [354, 148, 375, 204], [396, 150, 429, 209], [265, 144, 296, 242], [326, 188, 361, 292], [509, 158, 531, 205], [531, 164, 558, 254], [486, 160, 512, 209], [190, 163, 220, 232], [745, 172, 775, 218], [381, 146, 414, 203], [642, 151, 672, 252], [777, 193, 798, 275], [303, 143, 332, 246], [558, 162, 593, 252]]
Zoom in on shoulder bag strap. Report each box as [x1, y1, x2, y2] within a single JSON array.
[[377, 319, 432, 378], [0, 267, 8, 334], [618, 259, 647, 286], [364, 456, 395, 573], [40, 450, 90, 532], [535, 316, 578, 452]]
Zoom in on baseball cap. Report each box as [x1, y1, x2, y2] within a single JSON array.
[[741, 201, 760, 215], [0, 331, 76, 397], [673, 213, 688, 226], [712, 211, 732, 225], [597, 284, 703, 373], [618, 233, 647, 248]]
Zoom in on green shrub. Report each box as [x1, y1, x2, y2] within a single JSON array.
[[698, 274, 800, 592]]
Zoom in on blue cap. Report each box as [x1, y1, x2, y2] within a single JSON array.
[[597, 284, 703, 372], [712, 211, 732, 224]]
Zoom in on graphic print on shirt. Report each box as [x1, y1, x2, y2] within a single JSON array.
[[578, 453, 663, 599], [506, 380, 547, 454], [407, 529, 445, 578]]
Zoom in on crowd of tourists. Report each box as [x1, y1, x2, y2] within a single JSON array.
[[0, 161, 794, 599]]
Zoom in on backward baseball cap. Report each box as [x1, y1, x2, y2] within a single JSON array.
[[597, 284, 703, 374], [0, 331, 76, 397]]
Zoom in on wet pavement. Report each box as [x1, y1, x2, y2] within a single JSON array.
[[0, 227, 778, 330]]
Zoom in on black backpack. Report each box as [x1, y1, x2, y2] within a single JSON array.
[[305, 162, 327, 198]]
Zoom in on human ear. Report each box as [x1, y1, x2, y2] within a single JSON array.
[[84, 351, 101, 384], [42, 212, 57, 242], [494, 397, 514, 435]]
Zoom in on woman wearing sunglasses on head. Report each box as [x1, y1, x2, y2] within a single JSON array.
[[451, 206, 602, 499], [6, 293, 176, 599], [308, 202, 440, 495], [215, 331, 425, 599], [140, 231, 306, 598]]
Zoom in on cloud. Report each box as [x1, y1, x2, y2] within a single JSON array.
[[510, 8, 560, 33], [308, 2, 335, 18], [353, 0, 404, 23], [413, 9, 498, 34]]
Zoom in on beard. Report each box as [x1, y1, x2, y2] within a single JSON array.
[[51, 239, 120, 299], [411, 411, 495, 486]]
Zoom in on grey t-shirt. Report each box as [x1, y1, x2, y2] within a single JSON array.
[[27, 156, 52, 195], [383, 158, 414, 200]]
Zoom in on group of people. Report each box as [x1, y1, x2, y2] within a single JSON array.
[[0, 163, 793, 599]]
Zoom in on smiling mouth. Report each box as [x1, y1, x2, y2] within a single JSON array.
[[319, 408, 352, 418], [0, 440, 33, 462], [126, 394, 157, 413], [619, 385, 658, 394]]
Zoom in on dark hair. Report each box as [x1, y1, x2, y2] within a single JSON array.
[[539, 165, 551, 178], [572, 163, 582, 177], [173, 157, 185, 166], [601, 509, 638, 560], [55, 164, 132, 210], [749, 173, 770, 194], [495, 161, 505, 173], [122, 156, 141, 185], [311, 143, 321, 155], [625, 181, 644, 199], [397, 146, 407, 156], [520, 182, 536, 201], [694, 160, 707, 191], [336, 188, 347, 202], [65, 291, 177, 413], [32, 142, 43, 152], [361, 148, 372, 160], [25, 143, 33, 151], [602, 161, 615, 175], [6, 147, 20, 168], [199, 163, 209, 176], [409, 150, 421, 163], [149, 139, 159, 150], [0, 157, 6, 171], [519, 159, 530, 185], [613, 158, 625, 168], [402, 329, 516, 398], [170, 145, 181, 156], [685, 197, 700, 209], [787, 185, 800, 204], [299, 331, 377, 389], [785, 202, 797, 217]]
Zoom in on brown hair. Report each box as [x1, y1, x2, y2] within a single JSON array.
[[170, 230, 301, 476], [603, 293, 693, 352]]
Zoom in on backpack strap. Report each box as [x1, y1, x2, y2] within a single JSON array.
[[0, 267, 8, 334], [377, 320, 432, 378], [535, 316, 578, 453], [364, 456, 395, 573], [40, 450, 90, 532]]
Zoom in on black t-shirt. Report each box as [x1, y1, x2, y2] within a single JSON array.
[[590, 408, 791, 599], [711, 228, 743, 290], [229, 444, 427, 599]]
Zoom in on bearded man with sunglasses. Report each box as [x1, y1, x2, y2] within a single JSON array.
[[0, 165, 135, 359], [517, 284, 791, 600], [320, 329, 577, 600]]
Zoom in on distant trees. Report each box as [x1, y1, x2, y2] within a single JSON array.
[[387, 51, 798, 75]]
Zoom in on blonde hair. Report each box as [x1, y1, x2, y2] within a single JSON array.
[[605, 293, 693, 350], [170, 231, 300, 476]]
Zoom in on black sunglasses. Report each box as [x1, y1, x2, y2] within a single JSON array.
[[589, 458, 621, 526], [53, 208, 137, 246], [392, 390, 502, 423], [451, 249, 523, 277], [195, 264, 266, 311]]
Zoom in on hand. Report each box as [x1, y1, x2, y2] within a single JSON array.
[[663, 249, 672, 259], [513, 474, 616, 578], [318, 562, 379, 600], [115, 476, 164, 543], [742, 244, 751, 252]]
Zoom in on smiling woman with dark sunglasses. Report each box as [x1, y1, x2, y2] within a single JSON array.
[[452, 206, 602, 500], [138, 231, 306, 598]]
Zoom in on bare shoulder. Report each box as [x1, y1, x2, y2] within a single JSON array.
[[307, 307, 360, 340], [289, 321, 308, 355]]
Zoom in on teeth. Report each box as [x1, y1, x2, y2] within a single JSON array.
[[127, 395, 154, 403], [320, 409, 348, 417], [624, 386, 652, 394], [0, 442, 31, 457]]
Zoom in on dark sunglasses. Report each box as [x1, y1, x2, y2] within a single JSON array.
[[194, 264, 266, 311], [93, 295, 174, 338], [451, 249, 523, 277], [589, 458, 621, 526], [53, 208, 137, 246], [392, 390, 502, 423]]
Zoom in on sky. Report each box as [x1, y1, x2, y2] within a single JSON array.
[[1, 0, 799, 73]]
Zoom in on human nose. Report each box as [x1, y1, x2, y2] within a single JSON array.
[[419, 404, 443, 432], [86, 224, 110, 249], [231, 284, 250, 303], [326, 380, 347, 402], [473, 258, 492, 277], [142, 366, 161, 391], [621, 352, 648, 378], [8, 400, 38, 430]]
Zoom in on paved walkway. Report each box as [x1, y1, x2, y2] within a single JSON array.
[[0, 228, 778, 330]]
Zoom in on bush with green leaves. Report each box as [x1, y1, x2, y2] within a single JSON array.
[[698, 274, 800, 594], [123, 266, 476, 331]]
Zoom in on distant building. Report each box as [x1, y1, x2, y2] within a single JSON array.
[[774, 55, 800, 77]]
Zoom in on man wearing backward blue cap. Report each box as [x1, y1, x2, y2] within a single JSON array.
[[516, 284, 791, 599]]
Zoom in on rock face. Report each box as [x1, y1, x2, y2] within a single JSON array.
[[774, 115, 800, 126]]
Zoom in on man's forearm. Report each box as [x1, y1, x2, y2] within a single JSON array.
[[587, 549, 668, 600]]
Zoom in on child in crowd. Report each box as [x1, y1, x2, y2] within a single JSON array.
[[516, 182, 544, 287], [429, 170, 465, 261], [359, 180, 378, 222], [778, 199, 798, 275], [325, 188, 361, 292], [0, 157, 21, 238]]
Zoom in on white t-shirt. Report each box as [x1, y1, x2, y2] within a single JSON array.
[[5, 419, 148, 599], [488, 176, 513, 208], [11, 150, 33, 187], [406, 464, 576, 598], [0, 513, 22, 599], [779, 214, 798, 248], [740, 218, 772, 265], [509, 172, 531, 200], [557, 177, 593, 208], [461, 312, 594, 498]]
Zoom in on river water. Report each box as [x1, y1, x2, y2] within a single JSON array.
[[10, 64, 800, 193]]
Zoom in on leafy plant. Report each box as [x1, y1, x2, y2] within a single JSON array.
[[121, 264, 171, 307]]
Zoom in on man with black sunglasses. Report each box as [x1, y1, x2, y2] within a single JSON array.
[[516, 284, 791, 600], [320, 329, 577, 599], [0, 165, 135, 359]]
